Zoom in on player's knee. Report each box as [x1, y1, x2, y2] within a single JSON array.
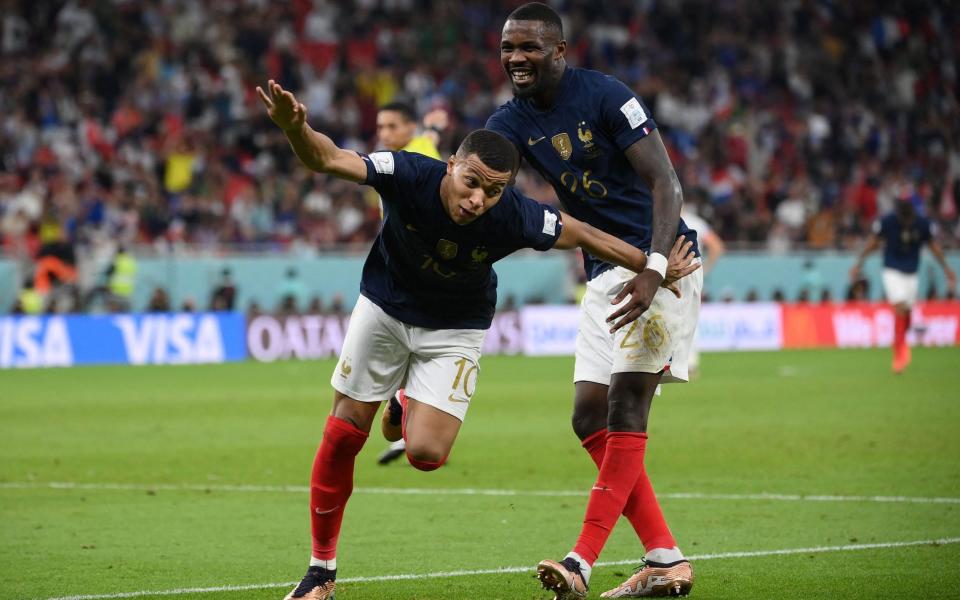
[[406, 453, 446, 471], [405, 443, 448, 471], [571, 410, 606, 441], [572, 384, 609, 440]]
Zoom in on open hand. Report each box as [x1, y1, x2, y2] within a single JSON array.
[[664, 237, 700, 287], [606, 269, 661, 333], [256, 80, 307, 132]]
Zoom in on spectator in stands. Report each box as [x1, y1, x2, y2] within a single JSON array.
[[107, 245, 137, 313], [147, 287, 172, 313], [210, 268, 238, 311], [278, 267, 306, 314]]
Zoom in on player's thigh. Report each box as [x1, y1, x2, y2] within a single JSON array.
[[404, 327, 485, 425], [403, 399, 462, 461], [573, 271, 618, 386], [612, 264, 702, 383], [331, 295, 410, 403]]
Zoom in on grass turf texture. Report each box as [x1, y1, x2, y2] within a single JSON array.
[[1, 348, 958, 599]]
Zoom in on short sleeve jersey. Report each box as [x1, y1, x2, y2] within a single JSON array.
[[874, 212, 932, 274], [360, 150, 563, 330], [486, 67, 698, 280]]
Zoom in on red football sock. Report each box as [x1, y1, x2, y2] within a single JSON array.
[[894, 313, 908, 354], [573, 431, 648, 565], [310, 415, 369, 559], [582, 429, 676, 552]]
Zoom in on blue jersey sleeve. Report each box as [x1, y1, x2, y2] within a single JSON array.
[[597, 76, 658, 152], [506, 189, 563, 251], [362, 151, 429, 203]]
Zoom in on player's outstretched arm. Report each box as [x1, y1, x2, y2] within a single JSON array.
[[927, 239, 958, 292], [256, 80, 366, 182], [554, 211, 646, 270], [850, 233, 881, 281], [556, 214, 699, 331]]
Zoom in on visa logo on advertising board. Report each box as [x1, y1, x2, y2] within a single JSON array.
[[0, 317, 73, 368], [113, 315, 227, 365], [0, 313, 247, 369]]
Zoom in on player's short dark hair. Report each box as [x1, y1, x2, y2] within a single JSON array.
[[507, 2, 563, 37], [456, 130, 520, 175], [378, 102, 416, 122]]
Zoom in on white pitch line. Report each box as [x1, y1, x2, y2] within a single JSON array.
[[41, 537, 960, 600], [3, 481, 960, 505]]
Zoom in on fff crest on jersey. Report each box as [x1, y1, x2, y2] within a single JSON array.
[[578, 121, 601, 159], [436, 239, 458, 260], [471, 246, 489, 263], [552, 133, 573, 161]]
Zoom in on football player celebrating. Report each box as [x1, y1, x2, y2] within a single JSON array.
[[256, 79, 698, 600], [486, 3, 701, 597]]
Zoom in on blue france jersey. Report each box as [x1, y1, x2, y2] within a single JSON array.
[[875, 212, 932, 274], [360, 151, 563, 330], [486, 67, 698, 280]]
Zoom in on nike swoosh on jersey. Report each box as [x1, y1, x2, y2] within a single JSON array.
[[314, 505, 340, 515], [528, 136, 546, 145]]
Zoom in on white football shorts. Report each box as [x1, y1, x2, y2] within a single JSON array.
[[881, 268, 919, 307], [331, 294, 485, 421], [574, 262, 703, 385]]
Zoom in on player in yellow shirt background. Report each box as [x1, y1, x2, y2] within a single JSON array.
[[374, 102, 447, 159], [373, 101, 449, 465]]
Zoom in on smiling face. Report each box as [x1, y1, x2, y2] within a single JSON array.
[[500, 19, 566, 101], [441, 154, 512, 225]]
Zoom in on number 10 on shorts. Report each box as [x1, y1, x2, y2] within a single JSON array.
[[449, 357, 478, 403]]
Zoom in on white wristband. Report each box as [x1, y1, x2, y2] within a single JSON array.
[[646, 252, 668, 279]]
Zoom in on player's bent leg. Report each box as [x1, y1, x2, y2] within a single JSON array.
[[601, 560, 694, 598], [380, 389, 407, 442], [403, 397, 461, 471]]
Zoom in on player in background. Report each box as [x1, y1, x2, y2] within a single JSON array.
[[850, 197, 956, 373], [486, 3, 702, 597], [679, 202, 724, 377], [375, 101, 447, 159], [256, 79, 698, 600], [374, 101, 448, 465]]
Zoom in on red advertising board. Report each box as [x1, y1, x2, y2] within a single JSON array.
[[782, 301, 960, 349]]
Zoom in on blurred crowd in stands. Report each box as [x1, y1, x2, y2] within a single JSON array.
[[2, 0, 959, 312]]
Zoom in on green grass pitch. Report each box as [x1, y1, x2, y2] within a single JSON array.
[[1, 348, 959, 599]]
